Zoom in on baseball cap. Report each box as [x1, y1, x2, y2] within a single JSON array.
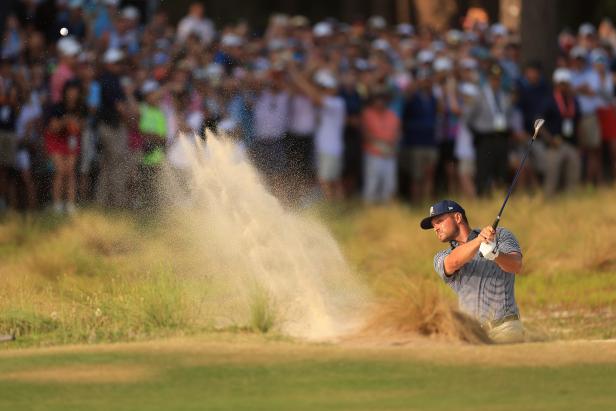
[[313, 69, 338, 89], [553, 67, 572, 84], [433, 57, 453, 72], [570, 45, 588, 59], [57, 37, 81, 57], [420, 200, 466, 229], [103, 48, 124, 64], [368, 15, 386, 30], [121, 6, 140, 21], [140, 80, 159, 95], [578, 23, 596, 37], [396, 23, 414, 37], [313, 22, 333, 37], [417, 49, 435, 64]]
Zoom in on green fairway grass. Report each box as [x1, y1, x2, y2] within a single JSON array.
[[1, 336, 616, 411]]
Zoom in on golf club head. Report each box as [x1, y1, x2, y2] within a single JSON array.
[[532, 118, 545, 139]]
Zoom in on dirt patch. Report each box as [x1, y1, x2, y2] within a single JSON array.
[[0, 364, 156, 384], [3, 335, 616, 370], [339, 335, 616, 367]]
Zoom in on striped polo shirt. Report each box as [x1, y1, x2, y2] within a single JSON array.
[[433, 228, 522, 324]]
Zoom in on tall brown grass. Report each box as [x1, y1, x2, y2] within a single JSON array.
[[2, 186, 616, 345], [361, 277, 491, 344]]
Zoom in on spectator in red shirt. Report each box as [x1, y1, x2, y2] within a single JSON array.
[[44, 80, 86, 214]]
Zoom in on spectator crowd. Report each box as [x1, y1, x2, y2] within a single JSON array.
[[2, 0, 616, 214]]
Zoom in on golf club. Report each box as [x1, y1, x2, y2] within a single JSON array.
[[491, 118, 545, 230]]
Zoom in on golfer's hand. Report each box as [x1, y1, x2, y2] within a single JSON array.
[[478, 226, 496, 243], [479, 241, 499, 260]]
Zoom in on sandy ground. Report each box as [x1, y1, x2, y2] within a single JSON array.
[[1, 333, 616, 381]]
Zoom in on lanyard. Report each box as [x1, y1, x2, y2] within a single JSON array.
[[484, 85, 503, 115], [554, 91, 575, 119]]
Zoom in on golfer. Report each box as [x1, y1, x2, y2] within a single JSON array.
[[421, 200, 524, 343]]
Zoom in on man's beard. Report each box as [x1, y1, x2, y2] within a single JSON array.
[[440, 225, 460, 243]]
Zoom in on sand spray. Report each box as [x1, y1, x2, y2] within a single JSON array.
[[160, 132, 371, 340]]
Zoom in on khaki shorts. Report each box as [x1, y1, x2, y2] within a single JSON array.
[[0, 130, 17, 167], [317, 153, 343, 182], [400, 147, 438, 180], [578, 114, 601, 149]]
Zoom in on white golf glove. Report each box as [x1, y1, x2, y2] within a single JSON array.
[[479, 241, 499, 261]]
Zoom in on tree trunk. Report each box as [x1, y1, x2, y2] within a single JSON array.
[[412, 0, 457, 31], [520, 0, 558, 77], [396, 0, 411, 23]]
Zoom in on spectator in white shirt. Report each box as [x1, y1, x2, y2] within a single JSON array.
[[250, 69, 290, 193], [290, 65, 346, 200], [286, 90, 317, 200], [177, 2, 215, 46], [570, 46, 603, 185]]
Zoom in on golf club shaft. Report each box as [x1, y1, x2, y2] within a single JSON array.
[[492, 133, 538, 230]]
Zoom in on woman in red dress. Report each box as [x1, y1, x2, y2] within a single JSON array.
[[44, 80, 85, 214]]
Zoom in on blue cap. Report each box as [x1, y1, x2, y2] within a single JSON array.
[[420, 200, 466, 229]]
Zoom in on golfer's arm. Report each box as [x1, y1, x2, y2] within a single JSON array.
[[495, 252, 522, 274], [443, 238, 482, 275]]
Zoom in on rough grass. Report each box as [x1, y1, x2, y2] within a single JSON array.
[[0, 210, 204, 346], [361, 277, 491, 344], [324, 187, 616, 340], [2, 187, 616, 346]]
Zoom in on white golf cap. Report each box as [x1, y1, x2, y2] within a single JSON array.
[[459, 82, 479, 97], [218, 117, 238, 132], [396, 23, 414, 37], [368, 15, 386, 29], [57, 37, 81, 56], [417, 49, 435, 64], [372, 38, 390, 51], [313, 21, 333, 37], [121, 6, 140, 20], [460, 57, 478, 70], [570, 45, 588, 59], [313, 69, 338, 89], [433, 56, 453, 72], [553, 68, 572, 84], [579, 22, 596, 36], [205, 63, 224, 79], [141, 80, 159, 95], [490, 23, 508, 37], [221, 34, 243, 47], [103, 48, 124, 64]]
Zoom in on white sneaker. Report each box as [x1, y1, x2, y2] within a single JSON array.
[[53, 202, 63, 214], [65, 202, 77, 215]]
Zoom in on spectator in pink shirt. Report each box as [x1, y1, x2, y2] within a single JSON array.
[[361, 88, 401, 204], [50, 37, 80, 104]]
